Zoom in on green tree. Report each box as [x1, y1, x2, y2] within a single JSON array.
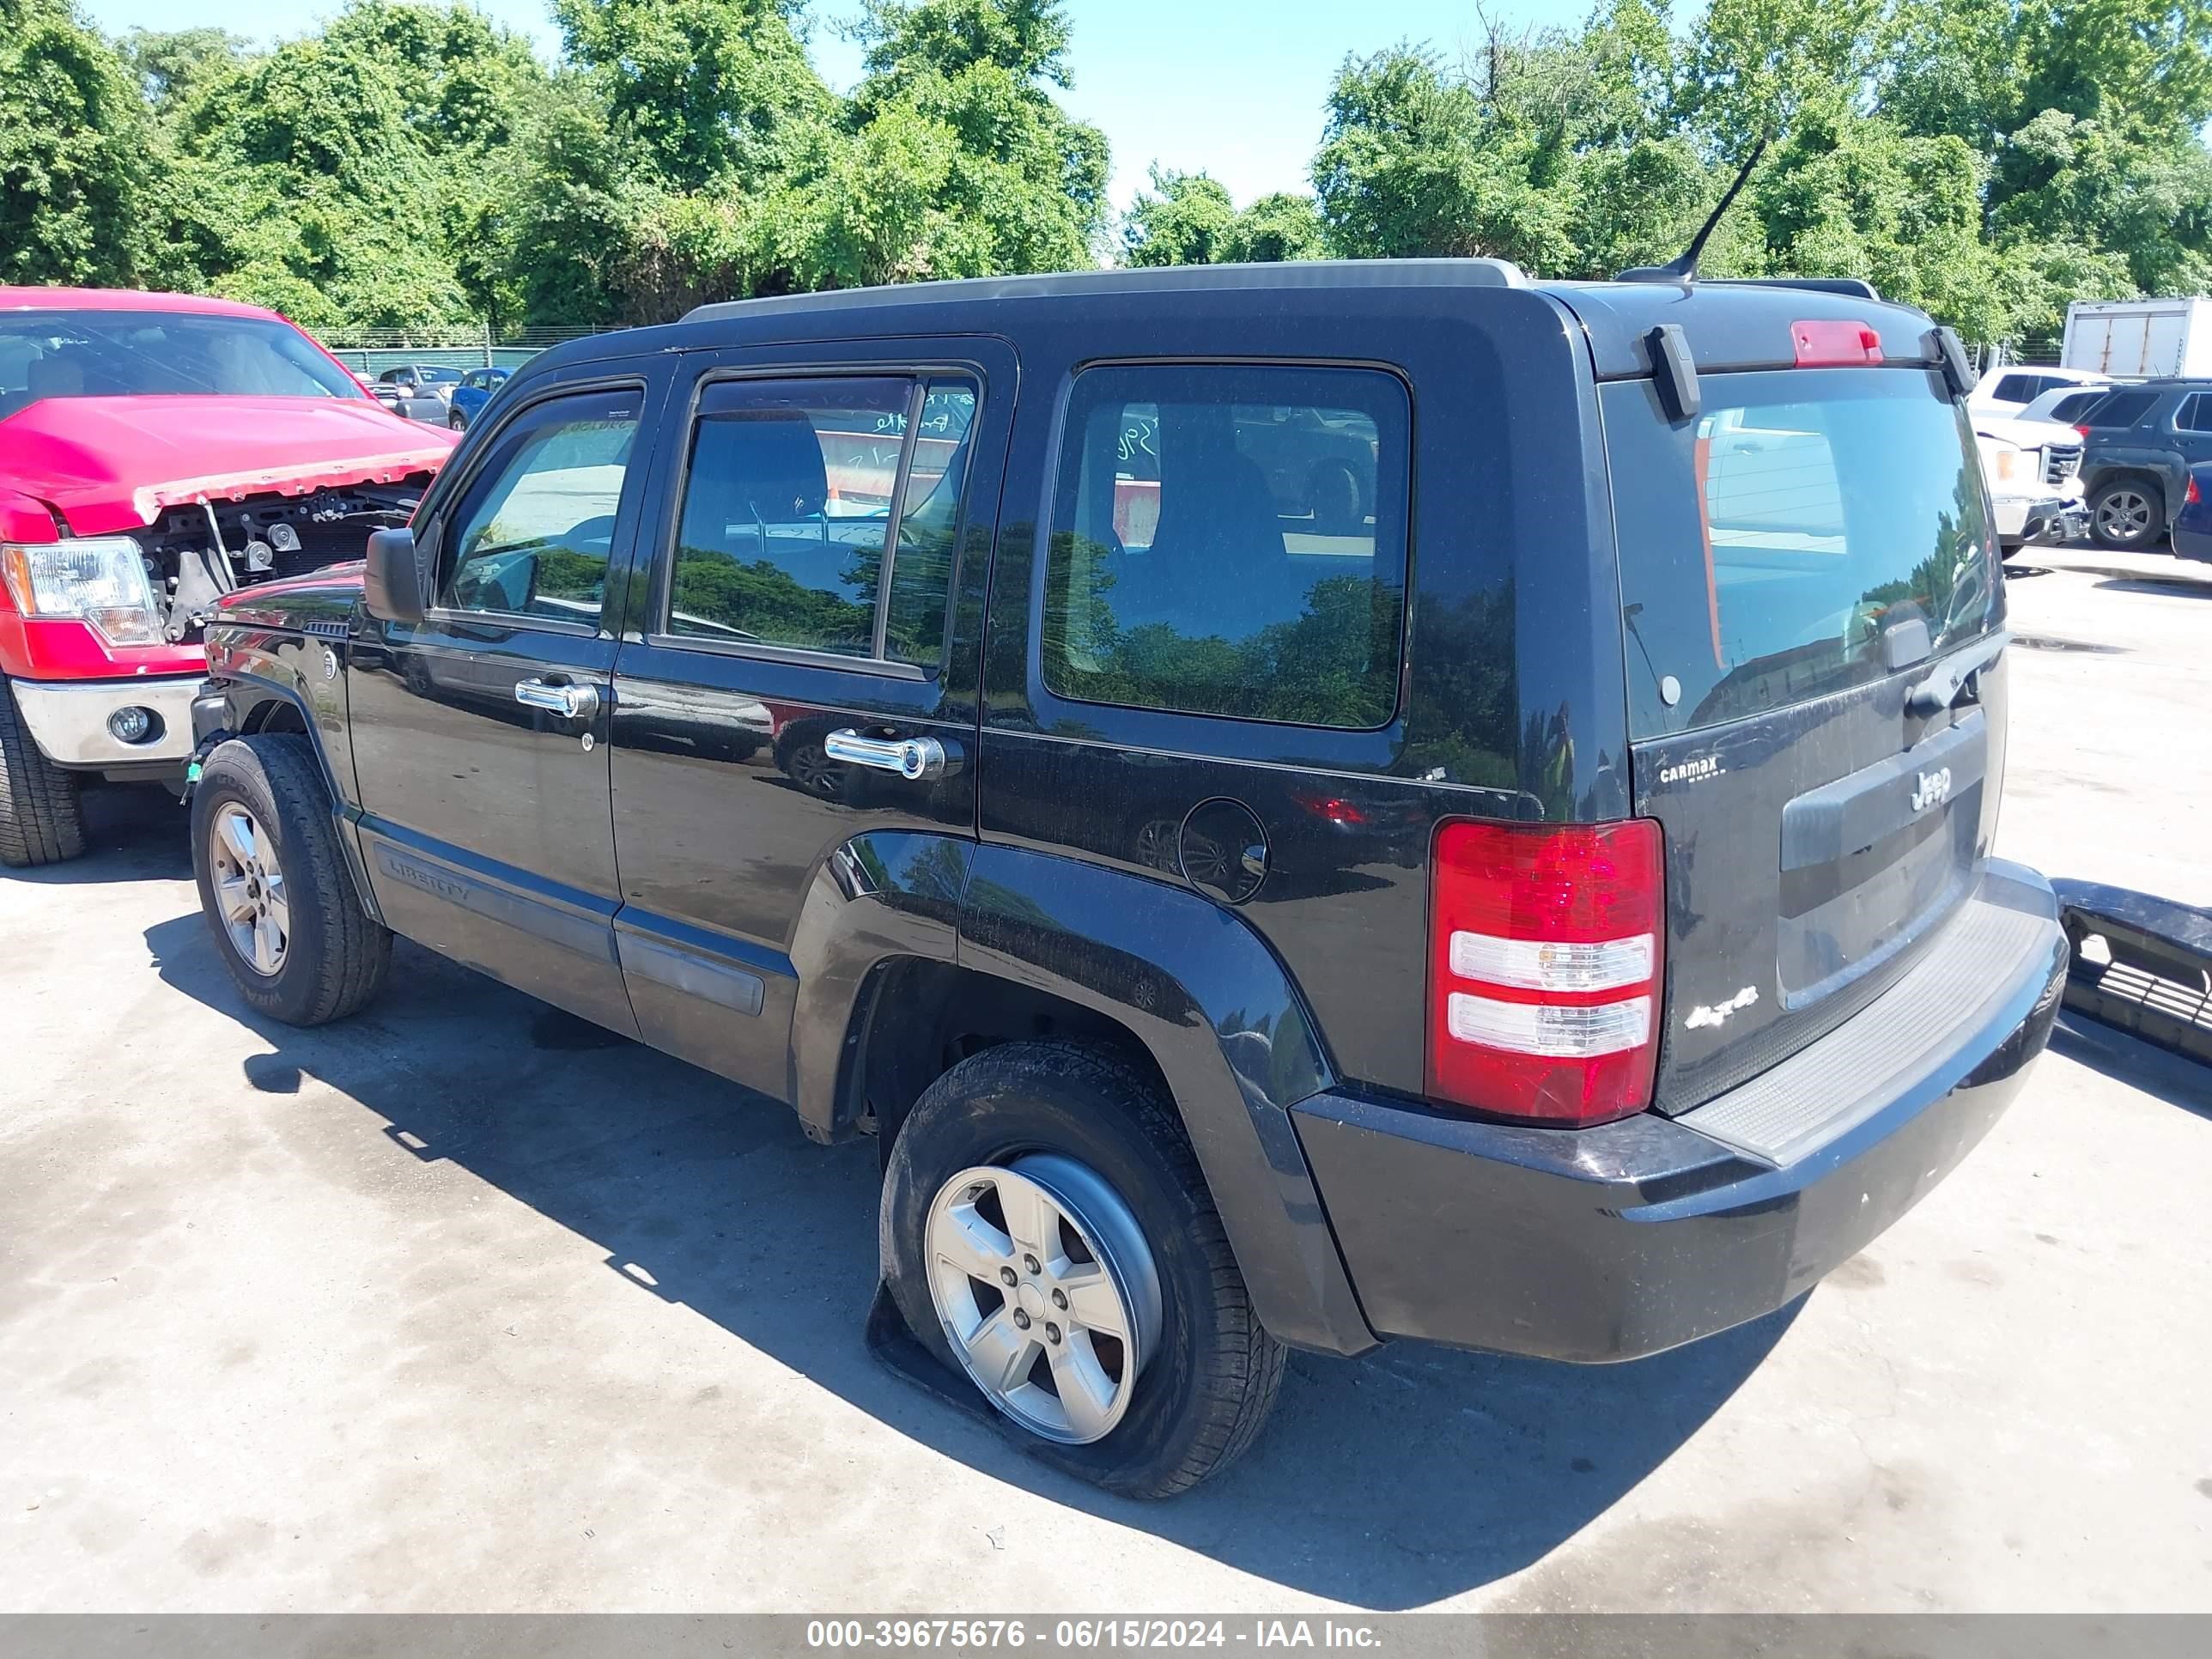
[[553, 0, 833, 191], [2, 0, 153, 288], [1122, 167, 1238, 265]]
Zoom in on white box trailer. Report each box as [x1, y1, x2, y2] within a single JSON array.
[[2062, 297, 2212, 378]]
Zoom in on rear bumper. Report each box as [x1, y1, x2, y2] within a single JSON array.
[[1292, 860, 2067, 1363], [8, 674, 200, 770], [2171, 523, 2212, 562]]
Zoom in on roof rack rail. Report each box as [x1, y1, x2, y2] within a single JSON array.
[[1698, 276, 1885, 301]]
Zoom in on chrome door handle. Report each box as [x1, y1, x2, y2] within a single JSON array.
[[825, 728, 947, 781], [514, 678, 600, 720]]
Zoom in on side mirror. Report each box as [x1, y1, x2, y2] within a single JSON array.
[[364, 527, 428, 625]]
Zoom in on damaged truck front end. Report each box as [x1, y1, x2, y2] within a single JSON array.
[[0, 287, 457, 865]]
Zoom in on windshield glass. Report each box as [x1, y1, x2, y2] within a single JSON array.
[[1607, 368, 1999, 737], [0, 309, 363, 418]]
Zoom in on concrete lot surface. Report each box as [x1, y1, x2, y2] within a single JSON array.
[[3, 544, 2209, 1613]]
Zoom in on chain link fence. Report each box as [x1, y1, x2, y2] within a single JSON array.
[[314, 325, 629, 380]]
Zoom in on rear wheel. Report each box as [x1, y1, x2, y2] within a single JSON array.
[[2090, 477, 2163, 549], [881, 1042, 1285, 1498], [447, 408, 466, 431], [0, 675, 87, 867], [191, 735, 391, 1025]]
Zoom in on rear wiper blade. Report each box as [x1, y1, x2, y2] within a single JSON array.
[[1906, 630, 2009, 716]]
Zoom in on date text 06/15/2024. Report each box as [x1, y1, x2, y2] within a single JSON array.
[[804, 1620, 1384, 1650]]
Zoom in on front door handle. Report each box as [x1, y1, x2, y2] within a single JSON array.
[[514, 678, 600, 721], [825, 728, 948, 781]]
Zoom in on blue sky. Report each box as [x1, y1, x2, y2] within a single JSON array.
[[76, 0, 1592, 210]]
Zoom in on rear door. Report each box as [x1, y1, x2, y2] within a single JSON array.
[[605, 340, 1010, 1091], [1602, 365, 2008, 1110]]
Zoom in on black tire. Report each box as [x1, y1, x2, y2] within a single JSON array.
[[447, 409, 466, 431], [0, 674, 87, 868], [881, 1042, 1286, 1498], [191, 734, 391, 1025], [2089, 477, 2164, 550]]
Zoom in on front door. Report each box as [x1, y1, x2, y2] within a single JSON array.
[[607, 342, 1012, 1101], [349, 372, 665, 1034]]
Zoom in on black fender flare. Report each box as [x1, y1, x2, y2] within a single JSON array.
[[951, 842, 1376, 1357], [196, 627, 379, 921]]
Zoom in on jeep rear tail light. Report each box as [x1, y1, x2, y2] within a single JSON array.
[[1427, 819, 1665, 1127], [1791, 320, 1884, 367]]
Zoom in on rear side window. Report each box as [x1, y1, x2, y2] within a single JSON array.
[[666, 375, 978, 667], [1991, 373, 2042, 403], [2087, 390, 2156, 428], [1607, 368, 1998, 737], [1041, 363, 1409, 728], [2050, 391, 2104, 422]]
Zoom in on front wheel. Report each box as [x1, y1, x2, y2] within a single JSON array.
[[0, 675, 86, 867], [191, 735, 392, 1025], [2090, 478, 2164, 549], [881, 1042, 1285, 1498], [447, 409, 466, 431]]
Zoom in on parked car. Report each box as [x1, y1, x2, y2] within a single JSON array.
[[1972, 410, 2087, 556], [2072, 379, 2212, 548], [370, 364, 464, 422], [0, 286, 455, 866], [184, 264, 2067, 1498], [446, 366, 510, 432], [2016, 382, 2114, 426], [2169, 465, 2212, 562], [1966, 362, 2107, 418]]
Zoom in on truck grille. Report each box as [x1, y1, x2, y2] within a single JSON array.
[[2045, 444, 2082, 484]]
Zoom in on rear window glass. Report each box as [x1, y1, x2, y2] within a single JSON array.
[[2050, 391, 2105, 422], [1607, 368, 2000, 737], [2085, 390, 2156, 427]]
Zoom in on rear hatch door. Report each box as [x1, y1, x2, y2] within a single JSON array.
[[1602, 364, 2007, 1112]]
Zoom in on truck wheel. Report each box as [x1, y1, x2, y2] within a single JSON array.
[[2090, 478, 2163, 549], [191, 735, 391, 1025], [0, 674, 87, 867], [881, 1042, 1286, 1498]]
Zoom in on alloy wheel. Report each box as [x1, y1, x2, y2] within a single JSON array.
[[208, 803, 289, 976], [924, 1154, 1164, 1445], [2097, 489, 2155, 544]]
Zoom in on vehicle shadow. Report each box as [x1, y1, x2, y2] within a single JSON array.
[[2049, 1011, 2212, 1121], [0, 783, 191, 885], [141, 908, 1796, 1608]]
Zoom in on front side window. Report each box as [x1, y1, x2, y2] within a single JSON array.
[[1041, 363, 1409, 729], [2088, 390, 2156, 428], [441, 386, 641, 625], [666, 375, 978, 668]]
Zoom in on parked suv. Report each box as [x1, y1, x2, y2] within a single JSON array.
[[185, 264, 2068, 1498], [2074, 379, 2212, 548]]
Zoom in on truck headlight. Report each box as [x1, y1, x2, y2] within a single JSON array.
[[0, 538, 164, 647]]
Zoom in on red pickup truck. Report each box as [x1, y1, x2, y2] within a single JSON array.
[[0, 288, 455, 865]]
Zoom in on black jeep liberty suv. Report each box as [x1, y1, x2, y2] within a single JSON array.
[[187, 261, 2069, 1498]]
